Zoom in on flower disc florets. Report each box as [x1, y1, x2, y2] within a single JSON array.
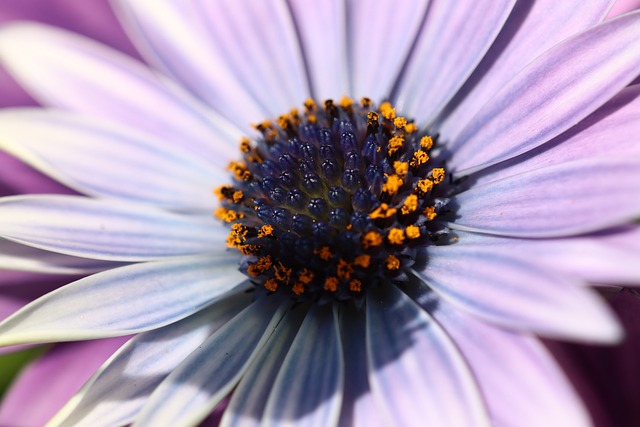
[[216, 97, 448, 303]]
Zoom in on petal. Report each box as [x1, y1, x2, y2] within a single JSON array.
[[287, 0, 349, 100], [0, 23, 242, 159], [448, 11, 640, 174], [336, 304, 382, 427], [0, 151, 74, 197], [0, 109, 225, 210], [0, 238, 123, 275], [366, 284, 489, 427], [0, 254, 244, 346], [475, 84, 640, 185], [0, 195, 222, 261], [110, 0, 266, 129], [134, 298, 288, 427], [48, 289, 252, 427], [436, 0, 613, 140], [348, 0, 429, 101], [394, 0, 515, 126], [415, 240, 623, 342], [187, 0, 309, 118], [0, 337, 128, 427], [405, 282, 592, 427], [220, 305, 306, 427], [262, 305, 343, 427], [452, 157, 640, 237]]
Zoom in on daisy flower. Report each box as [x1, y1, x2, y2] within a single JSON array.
[[0, 1, 639, 426]]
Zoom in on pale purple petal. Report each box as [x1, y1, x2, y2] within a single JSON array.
[[404, 282, 592, 427], [263, 306, 343, 427], [394, 0, 515, 126], [0, 337, 128, 427], [287, 0, 349, 100], [191, 0, 310, 118], [0, 238, 123, 275], [49, 290, 252, 427], [448, 11, 640, 174], [0, 23, 242, 159], [366, 285, 489, 427], [415, 241, 623, 342], [608, 0, 640, 17], [347, 0, 428, 101], [0, 109, 225, 210], [0, 195, 222, 261], [0, 254, 244, 346], [111, 0, 267, 129], [474, 84, 640, 185], [134, 298, 288, 427], [436, 0, 613, 141], [220, 306, 305, 427], [0, 152, 74, 197], [453, 158, 640, 237]]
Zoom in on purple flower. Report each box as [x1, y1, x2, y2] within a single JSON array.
[[0, 1, 639, 426]]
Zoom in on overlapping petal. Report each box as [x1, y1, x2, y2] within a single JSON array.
[[0, 109, 226, 210], [449, 10, 640, 174], [0, 195, 223, 261], [0, 254, 244, 346]]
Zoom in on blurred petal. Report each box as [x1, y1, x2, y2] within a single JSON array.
[[437, 0, 613, 140], [0, 195, 222, 261], [415, 240, 623, 342], [0, 152, 74, 197], [0, 23, 242, 159], [0, 254, 244, 346], [453, 158, 640, 237], [0, 337, 128, 427], [348, 0, 428, 101], [366, 284, 489, 427], [49, 289, 252, 427], [0, 238, 123, 275], [189, 0, 309, 119], [134, 298, 288, 427], [263, 305, 343, 427], [395, 0, 515, 125], [288, 0, 349, 100], [449, 11, 640, 174], [111, 0, 267, 129], [608, 0, 640, 17], [0, 109, 225, 210]]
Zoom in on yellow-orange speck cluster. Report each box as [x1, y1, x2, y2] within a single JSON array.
[[214, 97, 448, 302]]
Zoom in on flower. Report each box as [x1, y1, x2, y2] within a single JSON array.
[[0, 1, 639, 426]]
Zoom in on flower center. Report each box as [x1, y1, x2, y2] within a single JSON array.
[[216, 97, 447, 303]]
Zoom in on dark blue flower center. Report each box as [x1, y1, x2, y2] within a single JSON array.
[[216, 97, 447, 303]]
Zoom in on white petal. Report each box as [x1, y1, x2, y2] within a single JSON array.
[[263, 305, 343, 427], [415, 240, 623, 342], [366, 285, 489, 427], [0, 109, 224, 210], [348, 0, 429, 101], [133, 298, 289, 427], [48, 289, 253, 427], [0, 254, 244, 346], [395, 0, 515, 126], [288, 0, 349, 100], [0, 23, 242, 159], [192, 0, 310, 117], [111, 0, 267, 129], [0, 195, 223, 261], [220, 305, 306, 427], [436, 0, 613, 141]]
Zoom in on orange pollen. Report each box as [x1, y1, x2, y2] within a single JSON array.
[[387, 136, 404, 156], [424, 206, 438, 221], [258, 224, 274, 238], [337, 259, 354, 280], [401, 194, 419, 215], [292, 282, 305, 295], [369, 203, 397, 219], [362, 231, 383, 249], [264, 279, 278, 292], [385, 255, 401, 270], [382, 174, 404, 195], [232, 190, 244, 203], [420, 136, 433, 150], [324, 277, 339, 292], [349, 279, 363, 292], [393, 161, 409, 177], [404, 122, 418, 133], [410, 150, 429, 168], [431, 168, 445, 184], [379, 102, 396, 120], [314, 246, 332, 261], [393, 117, 407, 129], [354, 254, 371, 268], [416, 179, 434, 195], [405, 225, 421, 239], [387, 228, 405, 245], [298, 269, 314, 284]]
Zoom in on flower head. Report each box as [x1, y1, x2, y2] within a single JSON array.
[[0, 1, 639, 426]]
